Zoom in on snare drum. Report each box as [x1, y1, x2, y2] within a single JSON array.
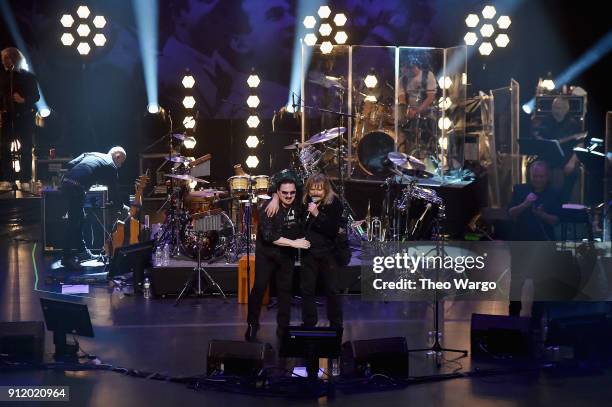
[[228, 175, 249, 196], [252, 175, 269, 195]]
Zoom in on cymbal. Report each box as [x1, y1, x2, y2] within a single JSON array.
[[387, 152, 426, 171], [307, 127, 346, 144], [166, 155, 191, 163], [283, 141, 310, 150], [164, 173, 209, 183], [190, 189, 226, 198], [172, 133, 187, 141], [308, 72, 346, 89]]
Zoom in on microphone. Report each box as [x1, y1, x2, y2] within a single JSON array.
[[306, 196, 320, 222], [292, 92, 299, 118]]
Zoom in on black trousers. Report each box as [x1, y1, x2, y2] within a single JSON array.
[[60, 183, 87, 258], [301, 251, 343, 328], [0, 123, 34, 182], [247, 250, 294, 328]]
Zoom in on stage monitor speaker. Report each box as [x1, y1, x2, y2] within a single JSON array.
[[471, 313, 531, 359], [206, 339, 269, 376], [0, 321, 45, 363], [340, 337, 409, 378], [41, 187, 109, 252], [547, 313, 612, 359]]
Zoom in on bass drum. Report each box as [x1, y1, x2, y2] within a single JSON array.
[[182, 229, 219, 260], [357, 131, 395, 176]]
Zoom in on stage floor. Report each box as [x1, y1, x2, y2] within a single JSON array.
[[1, 200, 611, 406]]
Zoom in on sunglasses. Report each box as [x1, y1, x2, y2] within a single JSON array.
[[279, 190, 297, 196]]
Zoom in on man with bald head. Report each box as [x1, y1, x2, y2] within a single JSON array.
[[60, 147, 127, 269], [532, 96, 583, 201]]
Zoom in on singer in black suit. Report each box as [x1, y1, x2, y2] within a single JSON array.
[[245, 178, 309, 342], [0, 47, 40, 182], [507, 161, 561, 317], [300, 173, 344, 328]]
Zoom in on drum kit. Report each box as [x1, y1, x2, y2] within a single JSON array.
[[284, 126, 348, 180], [155, 153, 239, 263]]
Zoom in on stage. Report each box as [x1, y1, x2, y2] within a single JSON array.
[[1, 200, 611, 406]]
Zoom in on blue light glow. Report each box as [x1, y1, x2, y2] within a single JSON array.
[[132, 0, 159, 111]]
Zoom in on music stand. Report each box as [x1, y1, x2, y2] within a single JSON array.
[[574, 147, 605, 176], [40, 298, 94, 361], [279, 326, 343, 380], [518, 138, 565, 166], [107, 240, 155, 291]]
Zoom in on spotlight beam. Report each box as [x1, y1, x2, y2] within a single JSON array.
[[523, 29, 612, 113], [287, 0, 323, 110], [132, 0, 159, 113]]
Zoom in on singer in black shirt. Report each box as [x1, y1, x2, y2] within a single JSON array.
[[245, 178, 310, 342], [301, 173, 344, 328], [507, 161, 561, 317], [0, 47, 40, 182]]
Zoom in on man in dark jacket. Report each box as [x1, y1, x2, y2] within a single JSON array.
[[0, 47, 40, 183], [60, 147, 126, 269], [245, 178, 310, 342], [300, 173, 344, 329]]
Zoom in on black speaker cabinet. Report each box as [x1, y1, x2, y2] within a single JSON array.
[[341, 337, 409, 378], [206, 339, 269, 376], [0, 321, 45, 363], [471, 313, 531, 359], [41, 187, 110, 252]]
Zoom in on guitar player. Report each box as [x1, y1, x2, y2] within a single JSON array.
[[60, 147, 127, 270], [532, 96, 584, 202]]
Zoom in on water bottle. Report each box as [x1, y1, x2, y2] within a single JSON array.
[[154, 246, 162, 267], [330, 358, 340, 377], [162, 243, 170, 266], [143, 277, 151, 299]]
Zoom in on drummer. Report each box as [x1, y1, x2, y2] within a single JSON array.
[[397, 58, 437, 154]]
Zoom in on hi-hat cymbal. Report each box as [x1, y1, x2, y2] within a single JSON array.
[[307, 127, 346, 144], [283, 141, 310, 150], [165, 155, 191, 163], [190, 189, 226, 198], [172, 133, 187, 141], [387, 152, 426, 171], [165, 173, 209, 183]]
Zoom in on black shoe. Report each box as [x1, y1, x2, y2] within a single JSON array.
[[245, 324, 259, 342], [75, 249, 96, 262], [61, 256, 81, 270]]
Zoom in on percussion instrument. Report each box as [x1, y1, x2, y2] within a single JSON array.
[[165, 173, 209, 183], [395, 184, 445, 240], [307, 127, 346, 144], [298, 145, 323, 178], [252, 175, 270, 195], [165, 155, 192, 163], [356, 130, 395, 176], [227, 175, 250, 196]]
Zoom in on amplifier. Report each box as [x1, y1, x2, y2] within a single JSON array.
[[41, 186, 110, 253], [0, 321, 45, 363]]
